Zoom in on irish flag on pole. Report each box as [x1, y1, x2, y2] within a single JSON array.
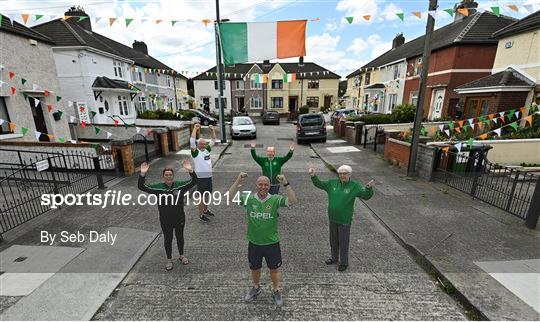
[[219, 20, 307, 66]]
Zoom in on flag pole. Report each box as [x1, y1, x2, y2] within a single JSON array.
[[214, 0, 227, 143]]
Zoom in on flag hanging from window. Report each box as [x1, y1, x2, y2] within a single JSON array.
[[219, 20, 307, 66], [283, 73, 296, 83]]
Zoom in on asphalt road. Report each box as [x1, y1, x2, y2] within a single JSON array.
[[93, 121, 467, 320]]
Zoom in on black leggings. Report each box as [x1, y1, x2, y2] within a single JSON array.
[[160, 217, 185, 259]]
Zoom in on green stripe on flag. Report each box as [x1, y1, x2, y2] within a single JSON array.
[[396, 13, 404, 21], [219, 23, 248, 66]]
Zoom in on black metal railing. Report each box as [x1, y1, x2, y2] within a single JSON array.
[[433, 148, 539, 227], [131, 133, 158, 166], [363, 125, 385, 154], [0, 148, 118, 239]]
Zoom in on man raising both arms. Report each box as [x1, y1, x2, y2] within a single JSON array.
[[309, 166, 374, 272], [250, 141, 295, 195], [228, 172, 297, 306], [191, 123, 216, 222]]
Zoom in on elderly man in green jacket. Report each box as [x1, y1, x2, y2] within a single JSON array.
[[309, 165, 374, 272], [250, 140, 295, 194]]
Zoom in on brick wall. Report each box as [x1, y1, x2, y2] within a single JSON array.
[[384, 138, 411, 170], [345, 126, 355, 144]]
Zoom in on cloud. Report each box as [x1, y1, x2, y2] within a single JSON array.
[[347, 34, 391, 59], [335, 0, 379, 25]]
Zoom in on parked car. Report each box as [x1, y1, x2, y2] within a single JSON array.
[[330, 108, 357, 124], [231, 116, 257, 139], [296, 113, 326, 144], [189, 109, 218, 126], [262, 111, 280, 125]]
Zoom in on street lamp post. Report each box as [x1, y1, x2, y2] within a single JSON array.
[[407, 0, 438, 177], [214, 0, 227, 143]]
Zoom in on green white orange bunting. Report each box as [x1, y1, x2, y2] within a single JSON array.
[[218, 20, 307, 66]]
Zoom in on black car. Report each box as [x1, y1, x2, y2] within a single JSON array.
[[189, 109, 217, 126], [262, 111, 280, 125], [296, 113, 326, 144]]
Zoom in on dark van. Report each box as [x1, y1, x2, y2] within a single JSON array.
[[296, 113, 326, 144]]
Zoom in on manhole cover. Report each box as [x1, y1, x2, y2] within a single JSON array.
[[244, 144, 263, 148], [14, 256, 27, 262]]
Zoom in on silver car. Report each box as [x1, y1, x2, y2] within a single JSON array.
[[231, 116, 257, 139]]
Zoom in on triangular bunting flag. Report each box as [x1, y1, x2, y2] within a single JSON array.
[[70, 116, 76, 122], [520, 107, 527, 116], [125, 124, 129, 129], [525, 115, 533, 126], [396, 13, 404, 21], [478, 133, 488, 140], [11, 87, 16, 95], [114, 119, 119, 126], [9, 122, 15, 132], [202, 19, 211, 27], [33, 98, 40, 107], [444, 129, 450, 137], [438, 124, 445, 132], [58, 137, 66, 143], [344, 16, 354, 24], [478, 122, 484, 130], [21, 78, 27, 85], [106, 131, 113, 139], [125, 18, 133, 27], [95, 127, 101, 135], [0, 15, 3, 26], [428, 11, 437, 19], [412, 12, 421, 19], [81, 121, 87, 128], [47, 104, 53, 112], [466, 138, 474, 147], [493, 128, 502, 136], [509, 122, 518, 130], [57, 111, 63, 118], [363, 15, 371, 21], [155, 19, 163, 24], [458, 8, 469, 16], [35, 14, 44, 21], [109, 18, 117, 26], [507, 5, 519, 12], [442, 147, 450, 155], [468, 118, 474, 126], [44, 90, 50, 97], [21, 127, 29, 135], [488, 114, 494, 121], [136, 127, 142, 133], [9, 71, 15, 79], [0, 119, 4, 125], [448, 121, 454, 129], [455, 142, 463, 153], [515, 111, 520, 119], [491, 7, 500, 17], [444, 8, 454, 16], [77, 16, 89, 22], [21, 14, 30, 24], [56, 96, 62, 102], [70, 140, 77, 144], [34, 131, 41, 140], [171, 20, 178, 26]]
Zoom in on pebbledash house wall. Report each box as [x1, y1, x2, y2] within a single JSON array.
[[0, 31, 71, 142], [403, 45, 497, 119]]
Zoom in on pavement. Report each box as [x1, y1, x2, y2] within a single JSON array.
[[0, 121, 536, 320], [310, 128, 540, 321]]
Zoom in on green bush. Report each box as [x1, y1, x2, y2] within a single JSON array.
[[345, 113, 394, 124], [391, 104, 416, 123], [299, 105, 309, 115], [178, 110, 196, 120]]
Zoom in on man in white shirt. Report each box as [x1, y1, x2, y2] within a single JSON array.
[[190, 123, 216, 222]]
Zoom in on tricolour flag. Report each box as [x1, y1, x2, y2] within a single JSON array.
[[284, 73, 296, 83], [219, 20, 307, 66]]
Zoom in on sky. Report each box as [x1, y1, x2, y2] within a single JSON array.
[[2, 0, 539, 78]]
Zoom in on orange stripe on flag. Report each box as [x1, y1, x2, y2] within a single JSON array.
[[488, 114, 494, 121], [21, 14, 29, 24], [9, 123, 15, 132], [458, 8, 469, 16], [520, 107, 526, 116], [276, 20, 307, 59], [525, 115, 533, 125], [479, 133, 488, 140], [363, 15, 371, 21], [412, 12, 421, 18], [508, 5, 519, 11]]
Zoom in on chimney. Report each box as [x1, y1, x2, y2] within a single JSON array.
[[299, 56, 304, 66], [454, 0, 478, 22], [392, 33, 405, 49], [133, 41, 148, 55], [64, 6, 91, 31]]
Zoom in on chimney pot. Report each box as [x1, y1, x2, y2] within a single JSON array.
[[64, 5, 92, 31], [133, 40, 148, 55]]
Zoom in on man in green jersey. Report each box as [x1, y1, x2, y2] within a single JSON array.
[[228, 172, 297, 306], [309, 165, 374, 272], [250, 140, 295, 194]]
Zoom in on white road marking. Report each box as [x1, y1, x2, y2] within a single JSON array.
[[327, 146, 361, 153]]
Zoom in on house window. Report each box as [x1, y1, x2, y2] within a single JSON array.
[[168, 97, 174, 109], [214, 80, 225, 90], [0, 97, 12, 134], [250, 96, 262, 109], [137, 71, 143, 82], [365, 73, 371, 85], [235, 80, 244, 90], [250, 77, 262, 89], [307, 96, 319, 108], [137, 96, 147, 112], [393, 65, 400, 80], [113, 60, 124, 78], [271, 80, 283, 89], [118, 95, 129, 115], [271, 97, 283, 109], [410, 92, 418, 106], [388, 94, 397, 111], [167, 77, 171, 88], [308, 80, 319, 89], [215, 98, 227, 109], [414, 57, 422, 76]]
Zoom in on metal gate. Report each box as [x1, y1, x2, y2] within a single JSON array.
[[363, 125, 385, 154]]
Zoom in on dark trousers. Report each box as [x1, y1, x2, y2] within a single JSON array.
[[329, 221, 351, 266], [160, 216, 185, 259], [269, 184, 280, 195]]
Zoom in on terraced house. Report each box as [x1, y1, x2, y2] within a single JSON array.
[[193, 59, 340, 117], [32, 7, 188, 126], [345, 1, 516, 120]]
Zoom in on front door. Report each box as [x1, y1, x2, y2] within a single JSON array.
[[324, 95, 332, 111], [237, 97, 245, 113], [202, 97, 210, 112], [30, 97, 49, 142], [289, 96, 298, 120], [429, 88, 445, 120], [464, 97, 490, 119]]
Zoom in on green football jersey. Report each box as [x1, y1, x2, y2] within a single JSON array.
[[240, 193, 288, 245]]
